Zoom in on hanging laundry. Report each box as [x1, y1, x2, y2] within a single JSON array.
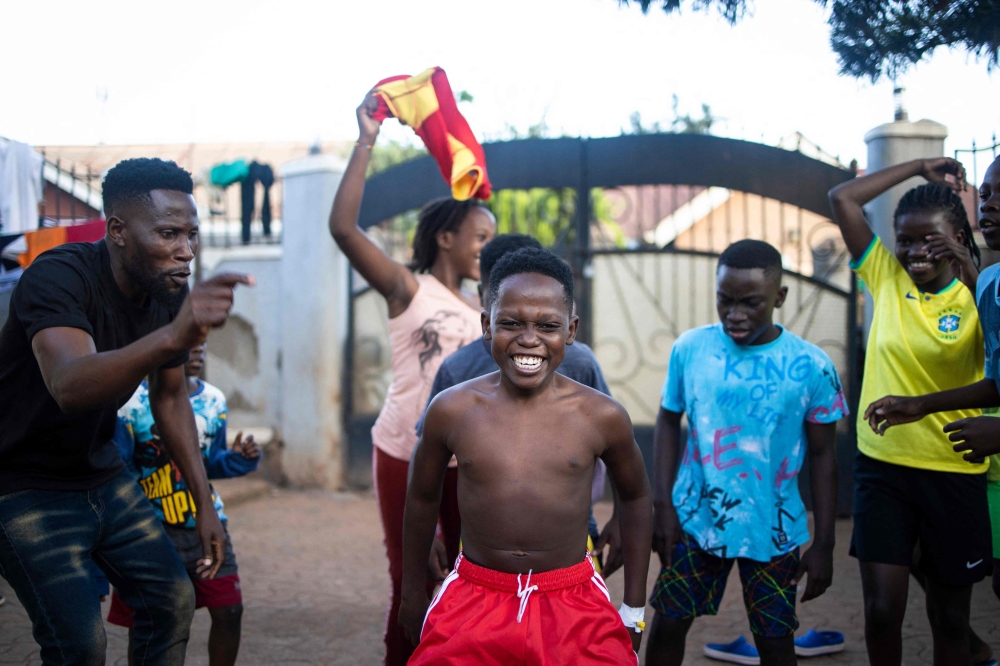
[[372, 67, 491, 201], [209, 160, 249, 188], [241, 161, 275, 244], [17, 219, 105, 268], [0, 139, 44, 235]]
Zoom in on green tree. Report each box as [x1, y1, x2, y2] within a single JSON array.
[[627, 111, 662, 134], [824, 0, 1000, 81], [620, 0, 747, 23], [485, 188, 577, 248], [670, 94, 716, 134], [368, 140, 426, 176], [618, 0, 1000, 81], [623, 95, 717, 135], [365, 105, 627, 252], [484, 111, 626, 249]]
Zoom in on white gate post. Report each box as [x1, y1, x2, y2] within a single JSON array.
[[278, 154, 349, 489], [862, 93, 948, 335]]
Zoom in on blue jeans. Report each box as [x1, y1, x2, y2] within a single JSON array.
[[0, 470, 195, 665]]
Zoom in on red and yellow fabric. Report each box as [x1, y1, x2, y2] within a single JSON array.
[[18, 219, 105, 268], [372, 67, 491, 201]]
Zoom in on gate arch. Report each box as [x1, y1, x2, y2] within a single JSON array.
[[349, 134, 857, 512], [358, 134, 852, 226]]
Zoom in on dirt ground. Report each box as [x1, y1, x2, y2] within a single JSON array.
[[1, 488, 998, 665]]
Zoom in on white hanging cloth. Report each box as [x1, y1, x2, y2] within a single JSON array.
[[0, 138, 44, 235]]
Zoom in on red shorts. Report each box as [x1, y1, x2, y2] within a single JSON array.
[[106, 574, 242, 628], [410, 553, 638, 665]]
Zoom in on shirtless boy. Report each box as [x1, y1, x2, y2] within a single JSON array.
[[400, 247, 652, 664]]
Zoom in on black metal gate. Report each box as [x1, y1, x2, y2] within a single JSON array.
[[349, 134, 858, 513]]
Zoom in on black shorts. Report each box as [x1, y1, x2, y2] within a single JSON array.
[[850, 453, 992, 586]]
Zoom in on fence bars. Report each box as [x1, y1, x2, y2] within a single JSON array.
[[954, 134, 999, 190]]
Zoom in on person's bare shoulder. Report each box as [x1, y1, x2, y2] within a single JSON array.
[[425, 371, 500, 423], [554, 375, 632, 434]]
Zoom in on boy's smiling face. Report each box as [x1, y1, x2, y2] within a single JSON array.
[[485, 272, 578, 391]]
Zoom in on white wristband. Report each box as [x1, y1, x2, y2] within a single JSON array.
[[619, 603, 646, 633]]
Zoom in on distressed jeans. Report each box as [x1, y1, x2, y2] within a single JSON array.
[[0, 470, 195, 665]]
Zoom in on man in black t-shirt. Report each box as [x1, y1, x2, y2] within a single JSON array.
[[0, 158, 254, 665]]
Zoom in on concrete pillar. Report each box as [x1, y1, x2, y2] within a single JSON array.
[[864, 120, 948, 251], [861, 110, 947, 335], [278, 154, 348, 489]]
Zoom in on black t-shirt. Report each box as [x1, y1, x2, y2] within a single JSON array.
[[0, 241, 186, 494]]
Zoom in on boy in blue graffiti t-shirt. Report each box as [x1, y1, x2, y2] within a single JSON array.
[[108, 343, 259, 666], [645, 240, 847, 666]]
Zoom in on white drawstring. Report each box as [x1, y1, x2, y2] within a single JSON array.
[[516, 570, 537, 623]]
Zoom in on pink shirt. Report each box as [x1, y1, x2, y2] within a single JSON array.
[[371, 274, 482, 461]]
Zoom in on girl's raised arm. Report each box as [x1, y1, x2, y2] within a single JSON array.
[[329, 93, 418, 317], [827, 158, 966, 261]]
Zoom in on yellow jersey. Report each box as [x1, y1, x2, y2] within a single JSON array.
[[853, 238, 986, 473]]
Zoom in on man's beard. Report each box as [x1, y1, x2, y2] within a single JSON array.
[[123, 252, 189, 311]]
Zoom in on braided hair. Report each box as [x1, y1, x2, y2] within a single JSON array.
[[410, 198, 488, 273], [894, 183, 980, 268]]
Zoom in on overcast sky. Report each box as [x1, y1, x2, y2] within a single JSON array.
[[2, 0, 997, 172]]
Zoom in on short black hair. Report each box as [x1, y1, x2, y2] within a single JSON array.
[[894, 183, 981, 268], [718, 239, 783, 277], [480, 234, 542, 282], [102, 158, 194, 218], [489, 247, 574, 310], [410, 198, 489, 272]]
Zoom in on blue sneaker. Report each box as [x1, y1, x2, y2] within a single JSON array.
[[794, 630, 845, 657], [703, 636, 761, 665]]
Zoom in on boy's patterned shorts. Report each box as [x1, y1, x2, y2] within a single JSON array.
[[650, 531, 800, 638]]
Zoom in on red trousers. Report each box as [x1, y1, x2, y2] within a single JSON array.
[[374, 446, 461, 666], [411, 553, 638, 665]]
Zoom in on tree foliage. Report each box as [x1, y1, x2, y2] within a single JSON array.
[[824, 0, 1000, 81], [622, 0, 749, 23], [364, 112, 627, 251], [624, 95, 717, 135], [484, 188, 578, 248], [368, 140, 426, 176], [619, 0, 1000, 81]]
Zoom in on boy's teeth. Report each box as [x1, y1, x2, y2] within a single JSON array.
[[513, 355, 542, 370]]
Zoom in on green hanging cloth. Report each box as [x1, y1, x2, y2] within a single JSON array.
[[209, 159, 249, 188]]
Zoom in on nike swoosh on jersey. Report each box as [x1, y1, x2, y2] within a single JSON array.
[[906, 292, 918, 300], [967, 559, 983, 569]]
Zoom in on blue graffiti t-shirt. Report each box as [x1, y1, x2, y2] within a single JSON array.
[[662, 323, 847, 561]]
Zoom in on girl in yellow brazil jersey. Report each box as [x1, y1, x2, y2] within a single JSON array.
[[828, 158, 992, 666], [865, 156, 1000, 662]]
